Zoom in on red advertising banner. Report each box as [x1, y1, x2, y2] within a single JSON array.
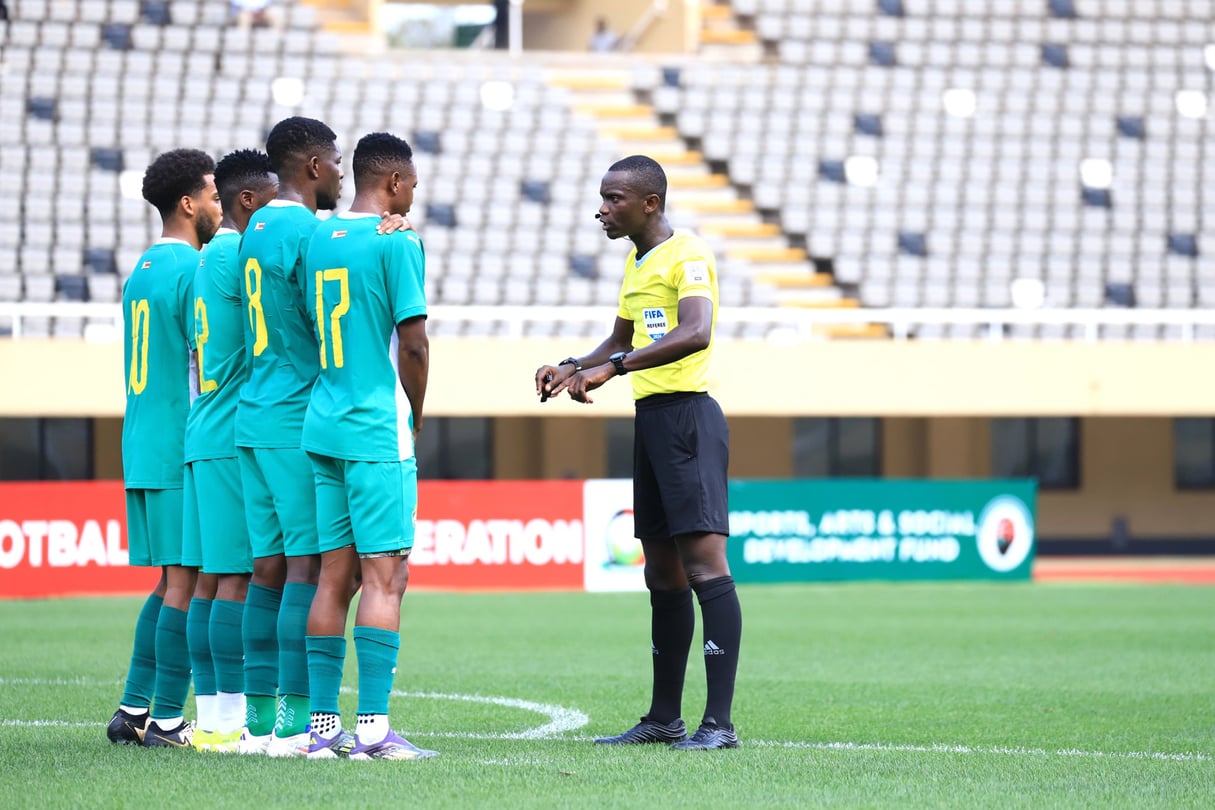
[[411, 480, 585, 591], [0, 480, 586, 598], [0, 481, 156, 598]]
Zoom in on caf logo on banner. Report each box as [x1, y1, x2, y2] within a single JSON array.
[[975, 495, 1034, 573], [582, 480, 647, 592], [605, 508, 645, 568]]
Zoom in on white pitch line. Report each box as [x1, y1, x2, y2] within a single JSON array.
[[3, 719, 1208, 762], [746, 739, 1213, 763], [2, 678, 1209, 762]]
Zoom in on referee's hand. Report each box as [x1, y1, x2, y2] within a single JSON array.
[[535, 364, 572, 402], [549, 365, 612, 405]]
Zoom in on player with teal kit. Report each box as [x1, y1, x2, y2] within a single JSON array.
[[297, 132, 433, 761], [108, 149, 222, 749], [184, 149, 279, 752], [235, 118, 412, 755], [234, 117, 344, 755]]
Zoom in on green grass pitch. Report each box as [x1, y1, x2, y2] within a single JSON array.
[[0, 582, 1212, 808]]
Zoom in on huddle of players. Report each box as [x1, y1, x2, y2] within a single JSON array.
[[106, 117, 434, 760]]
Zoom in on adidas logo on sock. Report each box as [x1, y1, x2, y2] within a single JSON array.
[[704, 640, 725, 655]]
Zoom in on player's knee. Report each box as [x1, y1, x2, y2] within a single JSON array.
[[252, 555, 286, 588]]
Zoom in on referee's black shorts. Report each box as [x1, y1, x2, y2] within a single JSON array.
[[632, 391, 730, 541]]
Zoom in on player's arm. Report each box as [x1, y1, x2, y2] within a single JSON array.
[[397, 316, 428, 436], [387, 231, 428, 434], [536, 316, 633, 399]]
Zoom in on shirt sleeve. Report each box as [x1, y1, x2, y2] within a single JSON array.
[[386, 230, 427, 324], [672, 253, 715, 301]]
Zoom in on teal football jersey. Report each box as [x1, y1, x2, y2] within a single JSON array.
[[301, 213, 427, 462], [121, 239, 197, 488], [185, 229, 244, 462], [235, 200, 322, 449]]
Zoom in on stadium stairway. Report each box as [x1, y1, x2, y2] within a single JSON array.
[[545, 66, 853, 316], [697, 0, 762, 60]]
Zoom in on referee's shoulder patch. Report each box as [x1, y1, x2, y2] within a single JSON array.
[[684, 260, 709, 284]]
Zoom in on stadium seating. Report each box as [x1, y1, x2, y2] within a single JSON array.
[[678, 0, 1214, 338], [0, 0, 1212, 341]]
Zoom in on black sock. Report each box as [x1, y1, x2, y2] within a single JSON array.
[[646, 588, 694, 725], [692, 575, 741, 728]]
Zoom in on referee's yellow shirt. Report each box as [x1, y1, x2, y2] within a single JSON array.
[[616, 230, 719, 399]]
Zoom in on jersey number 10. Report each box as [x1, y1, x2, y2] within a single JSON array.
[[127, 299, 150, 395]]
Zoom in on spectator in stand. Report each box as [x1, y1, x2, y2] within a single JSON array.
[[589, 17, 620, 52], [231, 0, 275, 29]]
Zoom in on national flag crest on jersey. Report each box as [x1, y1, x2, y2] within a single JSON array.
[[254, 222, 266, 230], [141, 261, 151, 268], [332, 230, 347, 239]]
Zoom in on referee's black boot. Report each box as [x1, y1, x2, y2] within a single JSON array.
[[671, 718, 739, 750], [595, 716, 687, 745]]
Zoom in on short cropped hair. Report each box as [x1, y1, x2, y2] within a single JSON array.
[[265, 116, 337, 175], [608, 154, 667, 209], [353, 132, 414, 185], [141, 148, 215, 218], [213, 149, 275, 212]]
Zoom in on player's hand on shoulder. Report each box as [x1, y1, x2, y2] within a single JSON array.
[[377, 211, 413, 235]]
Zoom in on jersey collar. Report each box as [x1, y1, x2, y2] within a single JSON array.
[[266, 199, 307, 208], [154, 237, 192, 246]]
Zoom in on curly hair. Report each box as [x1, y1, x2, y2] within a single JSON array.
[[214, 148, 276, 211], [265, 116, 337, 175], [352, 132, 414, 185], [607, 154, 667, 209], [141, 148, 215, 218]]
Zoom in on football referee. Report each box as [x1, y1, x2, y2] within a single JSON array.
[[536, 155, 742, 750]]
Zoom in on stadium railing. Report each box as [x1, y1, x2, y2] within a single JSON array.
[[3, 302, 1215, 343]]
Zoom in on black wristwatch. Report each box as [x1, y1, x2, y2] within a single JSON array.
[[609, 351, 629, 376], [559, 356, 582, 372]]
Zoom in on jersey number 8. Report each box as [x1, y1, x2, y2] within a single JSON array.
[[244, 258, 269, 356]]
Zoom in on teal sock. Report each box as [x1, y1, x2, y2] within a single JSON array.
[[150, 606, 191, 720], [276, 582, 316, 699], [210, 599, 245, 695], [120, 593, 162, 708], [306, 635, 346, 716], [353, 626, 400, 716], [186, 597, 216, 698], [242, 583, 281, 715]]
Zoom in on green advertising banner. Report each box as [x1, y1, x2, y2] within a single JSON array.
[[727, 479, 1037, 582]]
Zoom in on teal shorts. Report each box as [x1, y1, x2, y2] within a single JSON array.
[[182, 466, 203, 568], [309, 453, 417, 556], [125, 488, 184, 568], [237, 446, 319, 560], [187, 458, 254, 575]]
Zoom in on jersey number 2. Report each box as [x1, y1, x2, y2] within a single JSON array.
[[315, 268, 350, 369], [194, 297, 218, 393]]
